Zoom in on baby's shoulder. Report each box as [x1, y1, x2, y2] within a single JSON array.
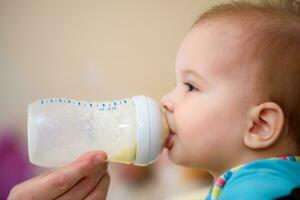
[[221, 159, 300, 199]]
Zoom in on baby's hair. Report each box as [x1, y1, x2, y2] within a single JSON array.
[[194, 0, 300, 145]]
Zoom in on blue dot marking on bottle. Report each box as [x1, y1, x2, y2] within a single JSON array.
[[68, 100, 71, 103], [41, 100, 44, 104], [78, 102, 81, 106], [90, 104, 92, 107]]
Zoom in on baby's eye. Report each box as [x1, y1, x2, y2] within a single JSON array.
[[184, 82, 198, 92]]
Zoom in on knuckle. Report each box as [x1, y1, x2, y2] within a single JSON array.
[[52, 173, 70, 191]]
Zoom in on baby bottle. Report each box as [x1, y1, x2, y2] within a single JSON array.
[[28, 95, 168, 168]]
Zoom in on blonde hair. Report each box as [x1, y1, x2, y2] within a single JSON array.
[[195, 0, 300, 144]]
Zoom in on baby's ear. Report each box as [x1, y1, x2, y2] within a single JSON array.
[[244, 102, 284, 149]]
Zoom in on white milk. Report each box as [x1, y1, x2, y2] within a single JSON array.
[[28, 96, 168, 168]]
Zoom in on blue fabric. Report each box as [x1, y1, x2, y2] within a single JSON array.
[[205, 159, 300, 200]]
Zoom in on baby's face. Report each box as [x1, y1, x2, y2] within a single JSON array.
[[161, 21, 259, 174]]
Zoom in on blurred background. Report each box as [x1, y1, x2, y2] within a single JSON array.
[[0, 0, 226, 199]]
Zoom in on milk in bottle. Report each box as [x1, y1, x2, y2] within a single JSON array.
[[28, 95, 168, 168]]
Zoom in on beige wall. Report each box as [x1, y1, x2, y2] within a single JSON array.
[[0, 0, 225, 136]]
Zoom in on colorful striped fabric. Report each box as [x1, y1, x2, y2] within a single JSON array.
[[209, 156, 300, 200]]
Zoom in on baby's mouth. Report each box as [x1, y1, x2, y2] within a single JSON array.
[[161, 110, 176, 149], [164, 129, 176, 149]]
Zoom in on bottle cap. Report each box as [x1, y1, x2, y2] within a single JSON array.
[[132, 95, 167, 165]]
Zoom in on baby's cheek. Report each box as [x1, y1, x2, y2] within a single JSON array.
[[175, 100, 236, 140], [175, 105, 213, 137]]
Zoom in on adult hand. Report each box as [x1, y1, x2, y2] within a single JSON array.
[[8, 151, 110, 200]]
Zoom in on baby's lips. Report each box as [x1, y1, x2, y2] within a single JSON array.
[[161, 111, 170, 141], [164, 130, 175, 149], [160, 106, 175, 149]]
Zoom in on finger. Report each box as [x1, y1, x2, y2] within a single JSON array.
[[29, 151, 108, 200], [55, 162, 108, 200], [84, 173, 110, 200], [14, 170, 53, 186], [31, 169, 57, 181], [8, 170, 54, 199], [18, 150, 100, 186]]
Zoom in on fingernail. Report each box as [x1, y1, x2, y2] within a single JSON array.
[[93, 153, 106, 165]]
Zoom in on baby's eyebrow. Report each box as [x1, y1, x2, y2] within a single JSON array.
[[181, 69, 206, 82]]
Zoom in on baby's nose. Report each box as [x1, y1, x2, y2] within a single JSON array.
[[160, 94, 174, 113]]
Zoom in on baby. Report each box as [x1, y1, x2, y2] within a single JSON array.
[[8, 0, 300, 199], [161, 0, 300, 199]]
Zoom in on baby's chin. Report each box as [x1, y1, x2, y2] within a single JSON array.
[[166, 147, 194, 167], [167, 147, 214, 169]]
